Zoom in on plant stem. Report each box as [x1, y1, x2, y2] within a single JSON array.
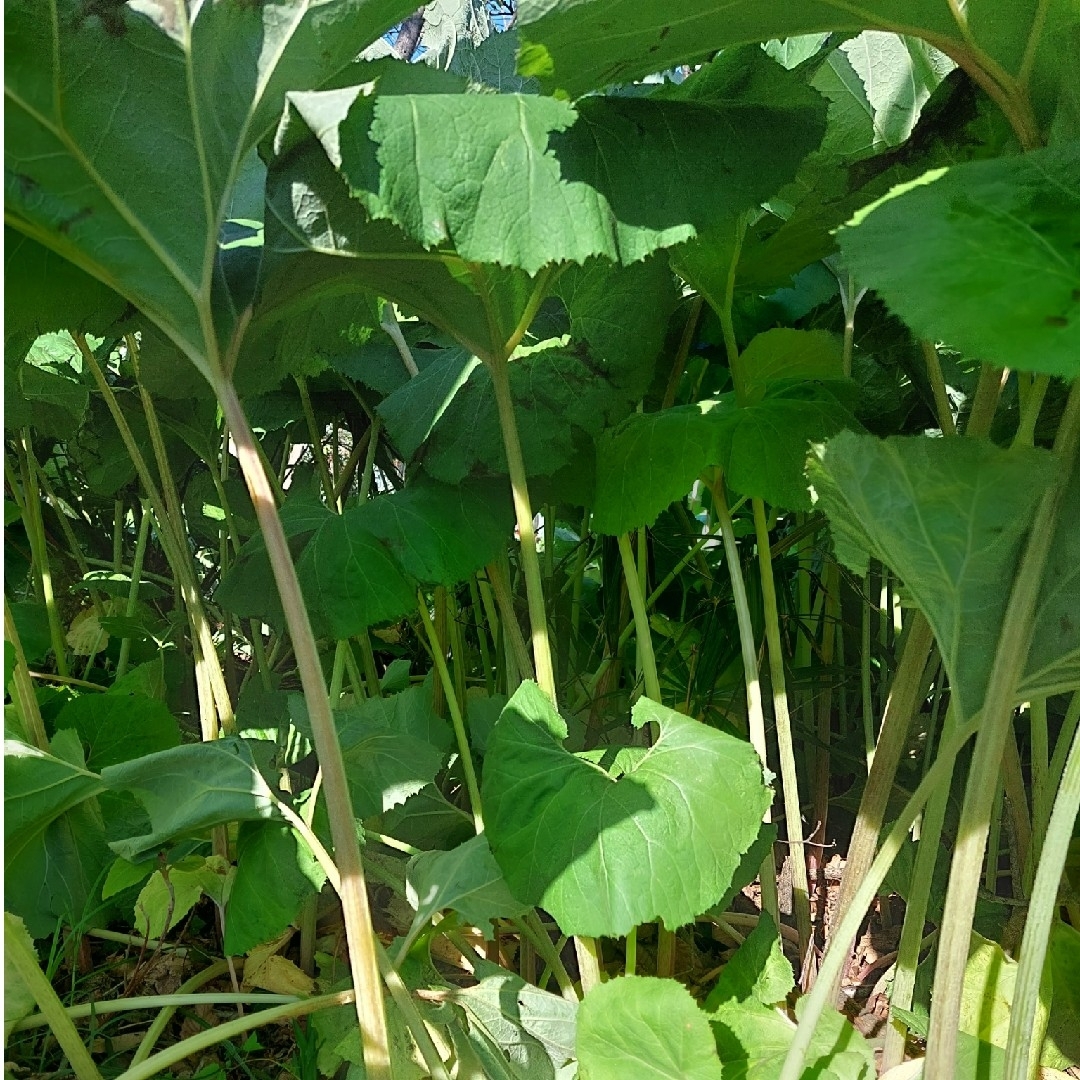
[[116, 501, 152, 679], [752, 499, 812, 961], [514, 914, 579, 1001], [925, 380, 1080, 1079], [710, 475, 780, 926], [216, 378, 392, 1080], [1003, 717, 1080, 1080], [5, 913, 103, 1080], [485, 560, 535, 682], [487, 355, 556, 702], [921, 340, 956, 436], [828, 613, 935, 1004], [18, 433, 69, 677], [295, 375, 336, 503], [417, 591, 483, 832], [617, 534, 661, 701]]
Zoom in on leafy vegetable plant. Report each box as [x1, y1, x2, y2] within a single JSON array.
[[5, 1, 1079, 1079]]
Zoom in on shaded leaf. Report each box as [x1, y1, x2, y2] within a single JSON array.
[[53, 694, 180, 772], [102, 739, 280, 861], [808, 433, 1056, 719]]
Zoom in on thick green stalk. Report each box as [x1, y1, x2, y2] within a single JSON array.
[[417, 591, 483, 833], [485, 560, 534, 683], [5, 914, 103, 1080], [217, 379, 392, 1080], [295, 375, 335, 504], [487, 356, 556, 703], [711, 477, 780, 926], [925, 382, 1080, 1079], [753, 498, 812, 959], [1004, 718, 1080, 1080], [921, 340, 957, 436], [617, 534, 661, 701]]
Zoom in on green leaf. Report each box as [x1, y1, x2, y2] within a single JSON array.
[[737, 329, 845, 401], [446, 959, 578, 1077], [336, 57, 823, 272], [483, 682, 771, 937], [292, 684, 451, 820], [808, 433, 1057, 719], [705, 912, 793, 1009], [593, 380, 856, 534], [134, 854, 231, 939], [297, 480, 511, 638], [576, 976, 723, 1080], [101, 739, 280, 861], [4, 739, 106, 863], [224, 822, 327, 956], [1019, 443, 1080, 700], [1046, 921, 1080, 1067], [838, 144, 1080, 378], [710, 996, 875, 1080], [53, 694, 181, 772], [515, 0, 1073, 107], [448, 28, 540, 94], [6, 0, 421, 367], [403, 835, 530, 952], [592, 404, 719, 535]]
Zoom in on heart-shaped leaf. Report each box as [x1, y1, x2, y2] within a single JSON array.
[[482, 682, 770, 937]]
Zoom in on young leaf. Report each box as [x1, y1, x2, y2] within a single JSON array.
[[403, 835, 529, 952], [838, 144, 1080, 378], [102, 740, 281, 861], [134, 855, 231, 939], [482, 682, 770, 937], [809, 433, 1056, 720], [705, 912, 793, 1009], [576, 976, 723, 1080]]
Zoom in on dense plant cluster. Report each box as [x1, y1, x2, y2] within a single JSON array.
[[4, 2, 1079, 1079]]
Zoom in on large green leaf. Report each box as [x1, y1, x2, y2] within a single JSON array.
[[223, 822, 326, 956], [261, 67, 535, 364], [808, 433, 1057, 719], [102, 739, 280, 861], [297, 479, 511, 638], [402, 835, 529, 953], [515, 0, 1074, 110], [482, 682, 770, 937], [5, 0, 420, 368], [5, 730, 112, 938], [576, 976, 723, 1080], [331, 51, 825, 272], [838, 144, 1080, 378]]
